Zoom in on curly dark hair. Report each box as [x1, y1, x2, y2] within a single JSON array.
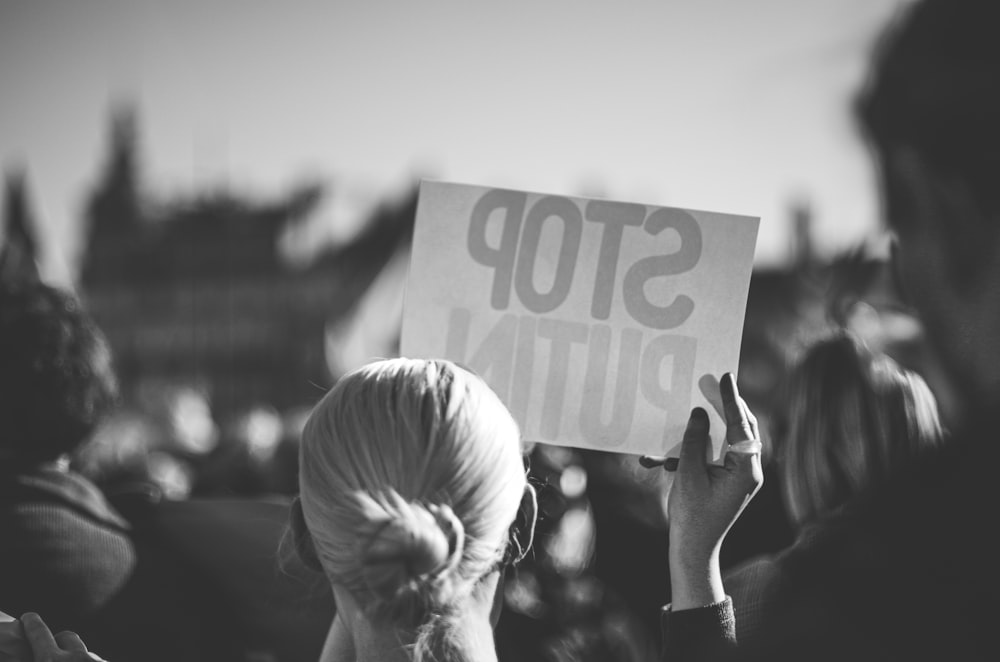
[[0, 280, 119, 466]]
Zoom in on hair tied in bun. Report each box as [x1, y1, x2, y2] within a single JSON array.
[[425, 503, 465, 575], [355, 491, 466, 607]]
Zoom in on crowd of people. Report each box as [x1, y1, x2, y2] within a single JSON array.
[[2, 0, 998, 660]]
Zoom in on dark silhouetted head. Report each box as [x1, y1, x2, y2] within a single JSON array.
[[0, 281, 119, 467], [857, 0, 1000, 408]]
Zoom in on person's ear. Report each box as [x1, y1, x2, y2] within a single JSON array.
[[503, 483, 538, 566], [290, 496, 324, 573], [488, 483, 539, 629], [887, 145, 998, 287]]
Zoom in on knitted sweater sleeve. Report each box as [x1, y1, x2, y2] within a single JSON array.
[[660, 597, 737, 662]]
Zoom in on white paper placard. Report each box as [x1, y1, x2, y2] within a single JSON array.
[[401, 180, 758, 458]]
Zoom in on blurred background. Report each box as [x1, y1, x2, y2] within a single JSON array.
[[3, 1, 949, 660]]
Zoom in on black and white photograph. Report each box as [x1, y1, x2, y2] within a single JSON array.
[[1, 1, 997, 660]]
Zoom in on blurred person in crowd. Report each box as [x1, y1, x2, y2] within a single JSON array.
[[70, 383, 218, 503], [723, 333, 944, 645], [492, 444, 651, 662], [286, 358, 537, 662], [659, 0, 1000, 659], [194, 405, 300, 497], [826, 242, 963, 431], [0, 280, 242, 662]]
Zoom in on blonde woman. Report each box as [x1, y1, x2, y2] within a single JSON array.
[[722, 333, 944, 643], [658, 335, 945, 656], [286, 358, 535, 662]]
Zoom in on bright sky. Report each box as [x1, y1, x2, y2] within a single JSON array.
[[1, 0, 910, 285]]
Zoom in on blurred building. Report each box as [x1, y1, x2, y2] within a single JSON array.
[[23, 104, 926, 438], [78, 107, 416, 420]]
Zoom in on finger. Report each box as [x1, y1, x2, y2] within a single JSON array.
[[639, 455, 667, 468], [751, 451, 764, 496], [20, 612, 58, 655], [727, 438, 763, 454], [730, 395, 762, 451], [722, 445, 765, 494], [54, 630, 88, 652], [734, 394, 758, 439], [678, 407, 710, 469], [640, 456, 679, 471], [743, 400, 760, 441], [721, 373, 754, 444], [746, 450, 764, 497], [730, 397, 762, 453]]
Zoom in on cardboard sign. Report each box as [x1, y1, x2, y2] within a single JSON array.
[[401, 180, 758, 458]]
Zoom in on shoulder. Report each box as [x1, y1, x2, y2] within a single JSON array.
[[745, 424, 999, 659], [724, 554, 783, 648], [1, 467, 131, 532], [725, 555, 780, 587], [0, 469, 134, 573]]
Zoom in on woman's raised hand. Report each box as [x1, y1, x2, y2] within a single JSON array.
[[645, 372, 763, 610]]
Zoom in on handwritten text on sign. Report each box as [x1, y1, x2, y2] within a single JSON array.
[[401, 181, 758, 457]]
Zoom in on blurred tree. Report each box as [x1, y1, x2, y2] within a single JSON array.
[[0, 166, 41, 283]]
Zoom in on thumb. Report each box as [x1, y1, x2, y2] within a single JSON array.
[[678, 408, 711, 471]]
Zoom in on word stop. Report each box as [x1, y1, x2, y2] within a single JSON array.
[[467, 189, 703, 330]]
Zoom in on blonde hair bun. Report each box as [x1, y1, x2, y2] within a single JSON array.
[[354, 490, 466, 619]]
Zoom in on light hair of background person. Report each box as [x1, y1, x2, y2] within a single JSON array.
[[777, 335, 944, 526]]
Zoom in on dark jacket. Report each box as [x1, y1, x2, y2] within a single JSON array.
[[662, 406, 999, 661], [0, 465, 243, 662], [141, 497, 336, 662]]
